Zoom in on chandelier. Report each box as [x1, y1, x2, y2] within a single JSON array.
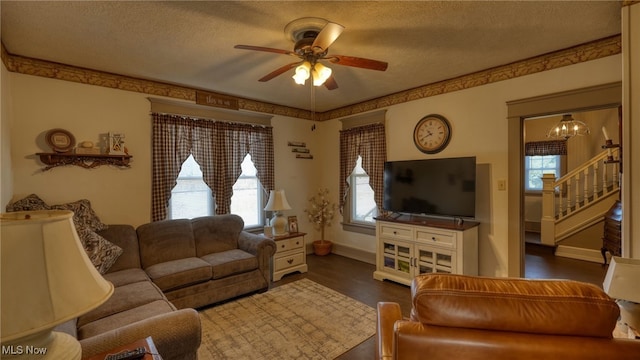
[[546, 114, 590, 139]]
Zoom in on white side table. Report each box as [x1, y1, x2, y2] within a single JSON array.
[[268, 232, 308, 281]]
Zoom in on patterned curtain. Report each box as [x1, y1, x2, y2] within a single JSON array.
[[151, 113, 274, 221], [339, 123, 387, 212], [525, 140, 567, 156], [151, 114, 195, 221], [211, 122, 274, 214]]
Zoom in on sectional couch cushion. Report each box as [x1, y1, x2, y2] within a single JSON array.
[[145, 257, 213, 292], [201, 249, 259, 279], [192, 215, 243, 256], [137, 219, 197, 268], [78, 279, 168, 328], [102, 268, 150, 287], [78, 300, 176, 339]]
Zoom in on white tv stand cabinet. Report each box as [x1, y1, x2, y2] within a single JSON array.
[[373, 215, 479, 286]]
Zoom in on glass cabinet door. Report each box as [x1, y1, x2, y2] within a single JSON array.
[[416, 246, 455, 275], [381, 239, 412, 278]]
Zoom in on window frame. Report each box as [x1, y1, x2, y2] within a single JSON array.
[[342, 158, 377, 236], [168, 154, 266, 229], [524, 154, 563, 193]]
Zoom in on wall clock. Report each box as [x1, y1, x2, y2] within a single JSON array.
[[413, 114, 451, 154]]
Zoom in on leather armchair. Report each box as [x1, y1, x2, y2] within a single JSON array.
[[376, 274, 640, 360]]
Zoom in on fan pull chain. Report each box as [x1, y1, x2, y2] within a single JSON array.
[[310, 80, 316, 122]]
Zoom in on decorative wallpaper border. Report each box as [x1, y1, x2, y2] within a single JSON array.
[[2, 35, 621, 121]]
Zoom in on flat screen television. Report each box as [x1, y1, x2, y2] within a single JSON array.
[[383, 156, 476, 218]]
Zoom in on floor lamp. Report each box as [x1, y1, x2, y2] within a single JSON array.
[[1, 210, 114, 359]]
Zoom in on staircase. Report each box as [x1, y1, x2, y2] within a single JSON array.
[[540, 148, 620, 247]]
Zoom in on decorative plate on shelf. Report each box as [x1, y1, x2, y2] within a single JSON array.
[[45, 128, 75, 153]]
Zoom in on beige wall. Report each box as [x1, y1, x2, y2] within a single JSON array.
[[5, 72, 319, 227], [320, 55, 622, 277], [3, 53, 622, 276], [1, 61, 13, 209]]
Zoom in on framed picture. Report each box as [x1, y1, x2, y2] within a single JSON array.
[[109, 132, 126, 155], [288, 216, 298, 233]]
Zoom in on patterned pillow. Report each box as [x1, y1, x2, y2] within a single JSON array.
[[51, 199, 108, 232], [75, 225, 123, 274], [5, 194, 50, 212]]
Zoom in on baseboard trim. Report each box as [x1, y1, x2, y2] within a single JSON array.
[[304, 242, 377, 266], [555, 245, 609, 264]]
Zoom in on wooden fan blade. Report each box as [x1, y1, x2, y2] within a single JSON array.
[[234, 45, 297, 57], [323, 75, 338, 90], [311, 22, 345, 53], [258, 62, 301, 82], [327, 55, 388, 71]]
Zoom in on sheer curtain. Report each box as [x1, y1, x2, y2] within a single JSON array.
[[151, 113, 274, 221], [339, 123, 387, 212]]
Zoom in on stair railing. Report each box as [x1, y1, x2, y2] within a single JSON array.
[[540, 148, 620, 245]]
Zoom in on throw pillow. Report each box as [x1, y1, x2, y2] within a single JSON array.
[[5, 194, 50, 212], [51, 199, 108, 232], [75, 225, 123, 274]]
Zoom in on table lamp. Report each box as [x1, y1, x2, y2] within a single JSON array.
[[264, 189, 291, 236], [1, 210, 114, 359], [603, 256, 640, 331]]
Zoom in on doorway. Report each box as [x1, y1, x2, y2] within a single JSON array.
[[506, 82, 622, 277], [522, 108, 620, 285]]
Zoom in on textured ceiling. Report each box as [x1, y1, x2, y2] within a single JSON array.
[[1, 1, 622, 112]]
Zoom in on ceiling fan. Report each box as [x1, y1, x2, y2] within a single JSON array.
[[234, 17, 388, 90]]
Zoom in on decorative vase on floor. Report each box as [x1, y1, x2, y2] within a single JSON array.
[[313, 240, 333, 256]]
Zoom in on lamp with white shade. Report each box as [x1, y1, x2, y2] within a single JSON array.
[[603, 256, 640, 332], [1, 210, 114, 359], [264, 190, 291, 236]]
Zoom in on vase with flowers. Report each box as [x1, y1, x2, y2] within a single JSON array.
[[304, 187, 337, 256]]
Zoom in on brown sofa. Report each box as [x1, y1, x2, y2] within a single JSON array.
[[74, 214, 276, 359], [377, 274, 640, 360], [135, 215, 276, 309]]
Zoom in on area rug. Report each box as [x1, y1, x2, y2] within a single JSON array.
[[197, 278, 377, 359]]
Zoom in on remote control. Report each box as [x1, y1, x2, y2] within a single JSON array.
[[104, 347, 146, 360]]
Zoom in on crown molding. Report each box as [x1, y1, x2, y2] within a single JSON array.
[[2, 35, 621, 121]]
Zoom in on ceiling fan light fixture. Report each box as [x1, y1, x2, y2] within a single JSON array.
[[293, 61, 312, 85], [312, 62, 332, 86]]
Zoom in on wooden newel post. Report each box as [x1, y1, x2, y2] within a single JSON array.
[[540, 173, 557, 246]]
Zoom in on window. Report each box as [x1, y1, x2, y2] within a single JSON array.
[[169, 154, 264, 228], [230, 154, 264, 228], [169, 155, 213, 219], [349, 156, 377, 223], [524, 155, 561, 191]]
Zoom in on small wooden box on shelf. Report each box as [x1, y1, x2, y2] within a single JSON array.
[[85, 337, 162, 360]]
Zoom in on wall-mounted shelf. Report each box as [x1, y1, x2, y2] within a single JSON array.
[[36, 152, 132, 171]]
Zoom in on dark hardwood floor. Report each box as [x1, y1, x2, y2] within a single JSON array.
[[525, 242, 608, 286], [271, 248, 608, 359]]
